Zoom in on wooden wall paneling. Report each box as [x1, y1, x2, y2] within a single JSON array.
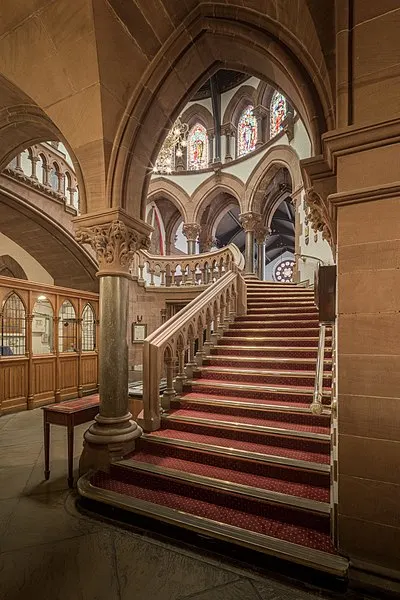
[[59, 355, 78, 400], [32, 356, 56, 407], [27, 288, 34, 409], [80, 353, 98, 392], [54, 292, 61, 401], [77, 297, 83, 397], [0, 358, 28, 414]]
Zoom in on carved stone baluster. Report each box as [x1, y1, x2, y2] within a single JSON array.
[[195, 325, 206, 366], [174, 342, 187, 393], [149, 268, 155, 286], [203, 319, 213, 356], [160, 269, 166, 286], [185, 336, 197, 380], [75, 212, 152, 472], [162, 355, 176, 409]]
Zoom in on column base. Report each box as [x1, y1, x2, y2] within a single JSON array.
[[195, 351, 206, 366], [79, 412, 142, 474], [174, 375, 187, 394], [185, 361, 198, 380], [162, 389, 176, 410]]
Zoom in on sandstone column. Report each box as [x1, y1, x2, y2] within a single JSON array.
[[239, 212, 261, 276], [255, 225, 269, 280], [183, 223, 201, 255], [75, 210, 152, 472], [253, 105, 269, 148]]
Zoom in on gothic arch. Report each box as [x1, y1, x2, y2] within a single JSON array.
[[0, 255, 27, 280], [180, 103, 214, 132], [192, 173, 245, 223], [222, 84, 258, 126], [147, 178, 190, 223], [109, 4, 333, 217], [246, 145, 302, 228]]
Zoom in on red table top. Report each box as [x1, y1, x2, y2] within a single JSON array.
[[42, 394, 100, 414]]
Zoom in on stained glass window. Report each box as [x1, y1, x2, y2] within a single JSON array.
[[238, 106, 257, 156], [270, 91, 287, 137], [188, 123, 208, 170]]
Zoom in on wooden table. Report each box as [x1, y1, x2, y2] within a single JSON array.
[[42, 394, 100, 488]]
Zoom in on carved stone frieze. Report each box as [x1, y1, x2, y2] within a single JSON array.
[[76, 219, 150, 277], [182, 222, 201, 241], [239, 211, 262, 233]]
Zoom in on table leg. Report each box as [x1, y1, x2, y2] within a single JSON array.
[[44, 418, 50, 480], [67, 424, 74, 488]]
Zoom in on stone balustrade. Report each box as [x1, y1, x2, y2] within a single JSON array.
[[137, 267, 246, 432], [133, 243, 244, 288]]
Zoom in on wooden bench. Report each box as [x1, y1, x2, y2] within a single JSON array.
[[42, 394, 100, 488]]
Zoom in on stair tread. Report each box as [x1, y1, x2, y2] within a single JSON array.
[[192, 378, 330, 394], [201, 366, 321, 377], [180, 392, 324, 410], [121, 448, 330, 504], [148, 426, 330, 464], [166, 407, 330, 434]]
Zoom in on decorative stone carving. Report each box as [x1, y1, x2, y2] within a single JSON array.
[[76, 219, 150, 276], [254, 225, 270, 245], [304, 187, 334, 248], [239, 211, 262, 233], [182, 223, 201, 241]]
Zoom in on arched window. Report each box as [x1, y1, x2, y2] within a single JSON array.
[[39, 154, 47, 185], [82, 304, 96, 351], [237, 105, 257, 157], [49, 162, 59, 191], [32, 298, 53, 354], [58, 300, 77, 353], [1, 293, 26, 356], [7, 156, 18, 170], [188, 123, 208, 170], [270, 91, 287, 137], [20, 149, 32, 175]]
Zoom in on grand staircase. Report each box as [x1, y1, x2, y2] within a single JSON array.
[[81, 281, 347, 575]]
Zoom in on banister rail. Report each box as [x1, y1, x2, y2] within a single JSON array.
[[138, 267, 246, 432], [133, 243, 245, 287], [310, 323, 327, 415], [295, 253, 327, 265]]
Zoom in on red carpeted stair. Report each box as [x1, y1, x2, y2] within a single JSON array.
[[85, 281, 345, 574]]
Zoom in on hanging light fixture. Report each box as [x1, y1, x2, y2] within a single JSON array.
[[152, 118, 189, 175]]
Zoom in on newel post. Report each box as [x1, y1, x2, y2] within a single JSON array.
[[75, 210, 152, 471]]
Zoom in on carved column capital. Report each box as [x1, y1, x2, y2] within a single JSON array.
[[74, 209, 152, 277], [239, 211, 262, 233], [182, 223, 201, 241], [254, 224, 270, 245], [253, 105, 269, 120]]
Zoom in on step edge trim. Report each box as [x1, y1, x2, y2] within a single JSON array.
[[175, 397, 331, 415]]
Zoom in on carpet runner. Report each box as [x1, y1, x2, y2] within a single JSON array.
[[84, 281, 345, 574]]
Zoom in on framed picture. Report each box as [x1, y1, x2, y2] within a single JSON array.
[[32, 316, 46, 333], [132, 322, 147, 344]]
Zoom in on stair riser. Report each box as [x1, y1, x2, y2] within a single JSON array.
[[212, 347, 332, 358], [194, 371, 331, 387], [237, 315, 318, 322], [221, 338, 324, 348], [224, 330, 319, 338], [170, 401, 330, 428], [230, 322, 319, 329], [160, 421, 330, 455], [189, 383, 331, 405], [204, 358, 331, 371]]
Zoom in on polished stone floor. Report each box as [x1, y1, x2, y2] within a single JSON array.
[[0, 408, 368, 600]]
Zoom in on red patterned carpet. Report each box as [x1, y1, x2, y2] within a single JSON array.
[[90, 282, 335, 558]]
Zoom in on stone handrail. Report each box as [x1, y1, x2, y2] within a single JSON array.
[[137, 268, 247, 432], [134, 243, 244, 287]]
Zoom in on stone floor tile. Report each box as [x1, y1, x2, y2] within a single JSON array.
[[0, 413, 15, 430], [179, 578, 259, 600], [114, 530, 238, 600], [0, 490, 100, 553], [253, 579, 322, 599], [0, 443, 42, 467], [0, 498, 18, 539], [0, 465, 36, 499], [0, 530, 118, 600]]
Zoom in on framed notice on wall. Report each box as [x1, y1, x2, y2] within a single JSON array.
[[132, 322, 147, 344]]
